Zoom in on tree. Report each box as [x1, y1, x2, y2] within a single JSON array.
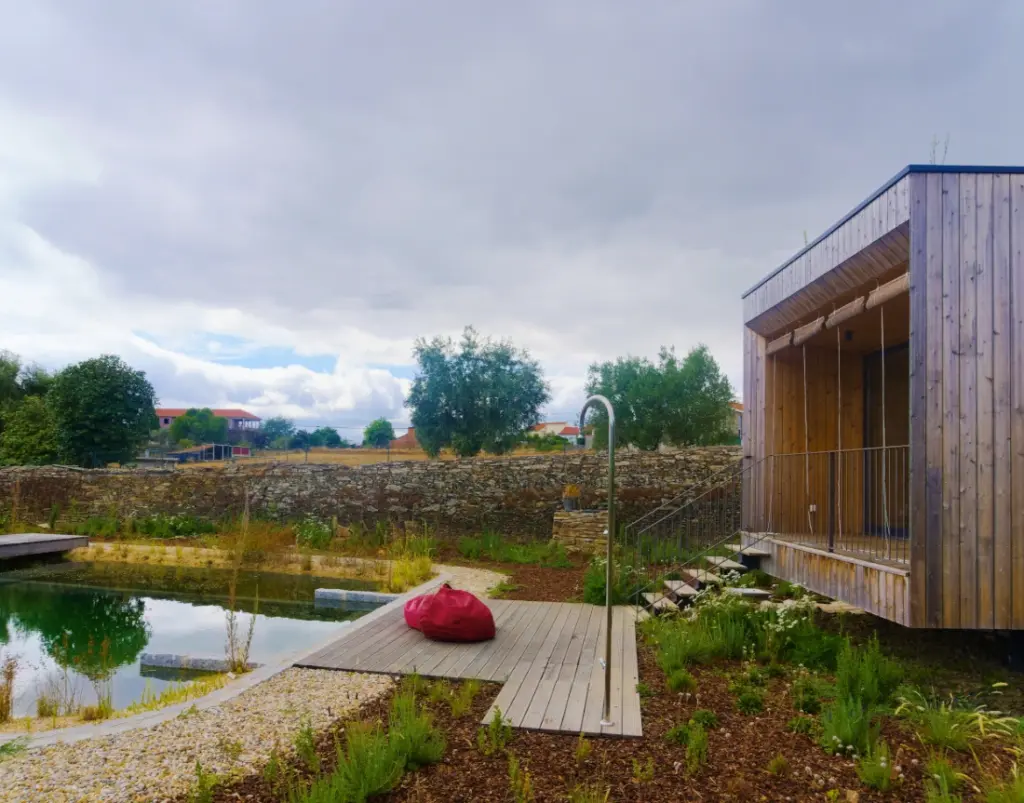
[[585, 344, 734, 450], [363, 417, 396, 449], [308, 426, 343, 448], [168, 408, 228, 445], [0, 351, 54, 439], [407, 327, 550, 458], [47, 355, 157, 467], [261, 416, 295, 442], [290, 430, 312, 450], [0, 396, 59, 465]]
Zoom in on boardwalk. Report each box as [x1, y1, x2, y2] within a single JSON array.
[[297, 599, 642, 737], [0, 533, 88, 560]]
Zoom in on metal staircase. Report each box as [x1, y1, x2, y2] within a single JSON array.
[[621, 457, 775, 614]]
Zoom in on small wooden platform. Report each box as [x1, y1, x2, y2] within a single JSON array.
[[297, 599, 642, 737], [0, 533, 88, 560]]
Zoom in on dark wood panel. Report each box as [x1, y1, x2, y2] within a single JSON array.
[[908, 172, 929, 627], [993, 174, 1013, 630], [939, 173, 959, 628], [976, 174, 996, 630], [959, 174, 979, 629]]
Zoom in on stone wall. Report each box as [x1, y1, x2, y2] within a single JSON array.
[[0, 447, 741, 538], [551, 510, 609, 554]]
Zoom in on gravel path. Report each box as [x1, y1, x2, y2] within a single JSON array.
[[0, 668, 393, 803], [434, 563, 507, 596]]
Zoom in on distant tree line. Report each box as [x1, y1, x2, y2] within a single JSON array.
[[0, 332, 736, 467]]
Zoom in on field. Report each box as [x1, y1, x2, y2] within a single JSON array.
[[178, 446, 580, 469]]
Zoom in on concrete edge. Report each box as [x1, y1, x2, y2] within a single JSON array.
[[0, 572, 449, 750]]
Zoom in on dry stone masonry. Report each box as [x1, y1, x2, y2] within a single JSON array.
[[551, 509, 609, 554], [0, 447, 740, 538]]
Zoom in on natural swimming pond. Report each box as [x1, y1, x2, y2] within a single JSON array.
[[0, 561, 382, 719]]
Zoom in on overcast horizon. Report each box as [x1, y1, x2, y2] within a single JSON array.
[[2, 1, 1022, 431]]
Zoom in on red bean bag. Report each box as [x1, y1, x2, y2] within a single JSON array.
[[404, 583, 495, 642]]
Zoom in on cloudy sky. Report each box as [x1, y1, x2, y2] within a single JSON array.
[[1, 1, 1021, 434]]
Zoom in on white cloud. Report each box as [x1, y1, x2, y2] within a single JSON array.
[[1, 0, 1023, 429]]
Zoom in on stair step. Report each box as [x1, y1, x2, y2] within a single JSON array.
[[725, 587, 773, 601], [662, 580, 698, 598], [705, 556, 746, 571], [642, 592, 679, 612], [681, 569, 723, 586], [724, 543, 771, 558]]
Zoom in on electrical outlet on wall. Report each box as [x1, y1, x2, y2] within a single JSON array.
[[809, 504, 817, 513]]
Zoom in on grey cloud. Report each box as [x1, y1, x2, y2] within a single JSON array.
[[3, 0, 1024, 409]]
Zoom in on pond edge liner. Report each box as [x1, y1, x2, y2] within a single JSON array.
[[0, 571, 448, 750]]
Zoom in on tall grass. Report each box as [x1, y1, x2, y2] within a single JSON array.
[[225, 494, 258, 673], [288, 691, 446, 803], [457, 530, 570, 567], [0, 654, 17, 723]]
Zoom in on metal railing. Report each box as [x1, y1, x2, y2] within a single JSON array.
[[757, 445, 909, 564], [620, 459, 754, 601]]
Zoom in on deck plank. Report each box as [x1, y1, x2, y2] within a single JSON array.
[[299, 600, 641, 738]]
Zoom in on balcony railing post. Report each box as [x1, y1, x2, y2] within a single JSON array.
[[827, 450, 836, 553]]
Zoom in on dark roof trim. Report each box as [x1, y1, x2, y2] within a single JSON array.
[[742, 164, 1024, 299]]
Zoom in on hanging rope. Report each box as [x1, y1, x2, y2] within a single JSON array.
[[802, 345, 813, 535], [836, 322, 843, 544], [881, 302, 892, 559], [767, 353, 777, 532]]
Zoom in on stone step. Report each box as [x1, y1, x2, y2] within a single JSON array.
[[705, 556, 746, 572], [723, 543, 771, 558], [642, 592, 679, 613], [724, 587, 773, 601], [662, 579, 698, 598], [680, 568, 723, 586]]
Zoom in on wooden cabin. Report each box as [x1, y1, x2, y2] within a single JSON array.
[[740, 165, 1024, 630]]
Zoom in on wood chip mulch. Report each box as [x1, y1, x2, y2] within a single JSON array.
[[197, 640, 969, 803]]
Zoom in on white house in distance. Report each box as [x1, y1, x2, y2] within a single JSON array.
[[156, 408, 262, 431], [529, 422, 581, 441]]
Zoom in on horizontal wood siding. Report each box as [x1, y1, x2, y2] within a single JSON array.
[[910, 171, 1022, 628], [752, 536, 910, 625]]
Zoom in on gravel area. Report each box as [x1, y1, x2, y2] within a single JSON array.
[[433, 563, 507, 597], [0, 668, 393, 803]]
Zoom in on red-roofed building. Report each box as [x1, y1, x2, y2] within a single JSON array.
[[389, 428, 419, 449], [558, 425, 580, 438], [156, 408, 262, 431]]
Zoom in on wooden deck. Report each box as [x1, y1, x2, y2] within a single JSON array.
[[0, 533, 88, 560], [297, 599, 642, 737]]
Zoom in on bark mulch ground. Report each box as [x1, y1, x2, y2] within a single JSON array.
[[436, 548, 589, 603], [192, 636, 1015, 803]]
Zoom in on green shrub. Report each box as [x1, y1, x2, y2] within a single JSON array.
[[508, 752, 536, 802], [791, 675, 832, 715], [736, 690, 764, 715], [665, 723, 691, 745], [775, 580, 806, 599], [767, 753, 790, 776], [685, 723, 709, 774], [582, 557, 630, 606], [133, 513, 217, 539], [654, 624, 716, 671], [820, 695, 875, 755], [635, 681, 655, 699], [667, 669, 697, 693], [926, 754, 962, 800], [787, 715, 817, 736], [186, 761, 218, 803], [835, 635, 903, 708], [783, 620, 845, 670], [857, 739, 895, 790], [295, 516, 333, 550], [290, 723, 405, 803], [456, 530, 571, 567], [293, 718, 320, 772], [477, 708, 514, 756], [689, 709, 718, 729], [448, 680, 481, 718], [389, 692, 446, 769]]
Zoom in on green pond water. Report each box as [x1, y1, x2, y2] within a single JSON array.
[[0, 561, 382, 718]]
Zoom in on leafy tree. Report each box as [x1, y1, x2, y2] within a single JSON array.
[[168, 408, 228, 445], [407, 327, 550, 458], [585, 344, 734, 450], [0, 351, 54, 438], [0, 396, 60, 465], [261, 416, 295, 442], [308, 426, 343, 448], [363, 417, 396, 449], [290, 430, 312, 450], [47, 355, 157, 467]]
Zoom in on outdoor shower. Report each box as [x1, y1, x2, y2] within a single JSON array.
[[578, 394, 615, 728]]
